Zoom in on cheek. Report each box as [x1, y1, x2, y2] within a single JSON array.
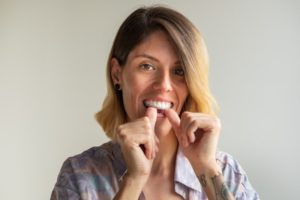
[[182, 84, 189, 97], [123, 72, 151, 97], [123, 76, 144, 100], [121, 76, 148, 119], [121, 88, 138, 120], [177, 84, 189, 109], [177, 80, 188, 95]]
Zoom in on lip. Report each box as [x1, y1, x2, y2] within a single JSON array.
[[144, 97, 174, 102], [143, 98, 174, 110]]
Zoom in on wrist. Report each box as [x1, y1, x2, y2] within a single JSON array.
[[195, 161, 221, 177], [123, 173, 148, 191], [196, 167, 235, 200], [115, 174, 147, 200], [204, 162, 221, 177], [126, 172, 148, 181]]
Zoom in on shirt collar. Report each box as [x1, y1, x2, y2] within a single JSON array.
[[111, 142, 203, 193], [174, 147, 202, 192]]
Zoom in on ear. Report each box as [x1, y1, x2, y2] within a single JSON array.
[[110, 58, 122, 85]]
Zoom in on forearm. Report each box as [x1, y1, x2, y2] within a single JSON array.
[[113, 175, 146, 200], [198, 166, 235, 200]]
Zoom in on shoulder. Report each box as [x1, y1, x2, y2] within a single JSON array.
[[216, 151, 260, 200], [51, 141, 125, 199], [216, 151, 246, 176], [59, 141, 126, 178], [58, 142, 116, 173], [66, 141, 122, 168]]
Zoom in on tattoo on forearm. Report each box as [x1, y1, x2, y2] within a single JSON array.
[[211, 173, 231, 200], [199, 174, 207, 187], [220, 183, 230, 199], [198, 173, 234, 200]]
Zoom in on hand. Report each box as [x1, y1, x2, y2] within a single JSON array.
[[116, 107, 159, 180], [165, 109, 221, 175]]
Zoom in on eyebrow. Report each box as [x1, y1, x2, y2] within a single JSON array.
[[133, 53, 159, 62], [133, 53, 181, 65]]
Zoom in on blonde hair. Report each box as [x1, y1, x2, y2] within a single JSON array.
[[95, 6, 219, 140]]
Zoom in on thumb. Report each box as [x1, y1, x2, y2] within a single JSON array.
[[146, 107, 157, 129]]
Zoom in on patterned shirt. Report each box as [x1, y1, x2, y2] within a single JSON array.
[[51, 141, 260, 200]]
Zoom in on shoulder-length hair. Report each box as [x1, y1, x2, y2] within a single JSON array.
[[95, 6, 218, 140]]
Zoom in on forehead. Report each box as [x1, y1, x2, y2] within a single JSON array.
[[127, 30, 179, 63]]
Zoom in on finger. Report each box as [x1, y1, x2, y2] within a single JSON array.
[[146, 107, 157, 129], [146, 107, 157, 158], [178, 111, 198, 147], [143, 140, 153, 159], [155, 135, 159, 144], [154, 135, 159, 155], [155, 143, 159, 153], [118, 124, 154, 158], [165, 109, 188, 147], [164, 109, 180, 129], [181, 112, 196, 136], [185, 120, 198, 143]]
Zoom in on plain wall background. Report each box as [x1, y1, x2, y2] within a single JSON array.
[[1, 0, 299, 199]]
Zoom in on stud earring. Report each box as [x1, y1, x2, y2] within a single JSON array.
[[114, 83, 121, 91]]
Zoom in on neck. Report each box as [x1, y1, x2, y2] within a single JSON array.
[[150, 131, 178, 177]]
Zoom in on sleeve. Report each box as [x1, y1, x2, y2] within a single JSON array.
[[50, 159, 81, 200], [238, 172, 260, 200], [218, 152, 260, 200]]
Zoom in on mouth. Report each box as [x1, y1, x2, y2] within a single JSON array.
[[143, 100, 174, 110], [143, 100, 174, 117]]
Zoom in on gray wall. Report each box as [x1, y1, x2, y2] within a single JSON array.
[[1, 0, 299, 199]]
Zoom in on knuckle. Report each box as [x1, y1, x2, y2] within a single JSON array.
[[181, 111, 188, 118], [145, 126, 152, 134], [117, 131, 131, 145], [141, 117, 152, 132], [187, 115, 193, 122], [117, 125, 127, 138], [182, 111, 192, 120], [117, 126, 124, 135], [122, 136, 131, 145], [212, 117, 221, 129], [141, 116, 150, 123], [142, 127, 152, 138], [191, 120, 198, 127], [145, 133, 152, 141]]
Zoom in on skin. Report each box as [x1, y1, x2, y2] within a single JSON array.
[[111, 31, 234, 200]]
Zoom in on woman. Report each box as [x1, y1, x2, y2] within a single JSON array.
[[51, 6, 259, 200]]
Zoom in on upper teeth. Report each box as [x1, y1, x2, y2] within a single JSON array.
[[144, 100, 172, 110]]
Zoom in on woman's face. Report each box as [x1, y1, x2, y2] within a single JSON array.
[[112, 30, 188, 135]]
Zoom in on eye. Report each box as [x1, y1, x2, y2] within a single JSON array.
[[140, 63, 155, 71], [174, 67, 185, 76]]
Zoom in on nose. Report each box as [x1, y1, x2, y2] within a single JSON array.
[[152, 71, 173, 92]]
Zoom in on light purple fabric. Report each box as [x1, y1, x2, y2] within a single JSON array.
[[51, 141, 260, 200]]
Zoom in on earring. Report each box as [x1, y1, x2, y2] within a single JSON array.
[[114, 83, 121, 91]]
